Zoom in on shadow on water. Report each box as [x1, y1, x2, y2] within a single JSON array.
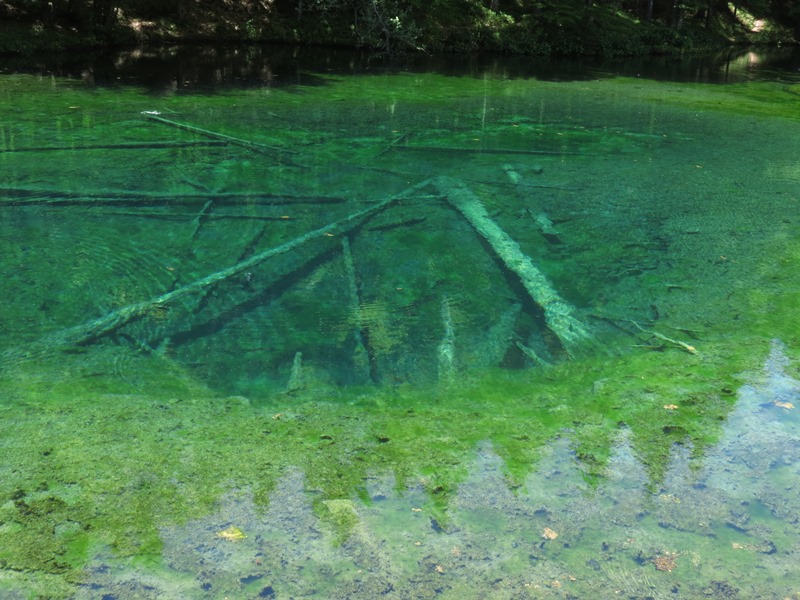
[[2, 43, 800, 92]]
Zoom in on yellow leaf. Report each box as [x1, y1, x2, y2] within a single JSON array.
[[217, 526, 247, 542]]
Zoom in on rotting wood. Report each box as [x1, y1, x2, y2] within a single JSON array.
[[475, 302, 521, 368], [346, 164, 549, 199], [527, 208, 562, 244], [164, 242, 341, 354], [502, 164, 524, 185], [29, 179, 435, 350], [630, 320, 698, 355], [0, 140, 229, 153], [516, 341, 552, 367], [467, 178, 569, 191], [393, 145, 584, 157], [101, 211, 299, 221], [501, 164, 563, 243], [286, 351, 305, 393], [266, 111, 312, 134], [143, 114, 295, 155], [192, 221, 272, 315], [0, 188, 348, 207], [189, 199, 215, 246], [432, 176, 590, 355], [375, 133, 410, 158], [179, 173, 213, 192], [590, 314, 699, 355], [367, 216, 427, 232], [341, 236, 373, 383], [437, 294, 456, 385]]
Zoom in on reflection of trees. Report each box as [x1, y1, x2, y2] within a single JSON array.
[[0, 352, 750, 596]]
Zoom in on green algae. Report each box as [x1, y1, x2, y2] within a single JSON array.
[[0, 342, 751, 584], [548, 70, 794, 126], [2, 54, 800, 598]]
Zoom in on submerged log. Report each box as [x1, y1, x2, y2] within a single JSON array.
[[394, 145, 584, 157], [516, 341, 552, 367], [35, 179, 435, 349], [502, 163, 524, 185], [190, 221, 272, 316], [432, 176, 590, 355], [0, 188, 348, 207], [630, 320, 698, 355], [101, 211, 299, 221], [0, 140, 229, 153], [375, 133, 410, 157], [286, 351, 305, 393], [341, 236, 373, 383], [437, 295, 456, 385], [475, 302, 521, 368], [189, 199, 215, 246], [143, 114, 293, 155], [527, 209, 562, 244]]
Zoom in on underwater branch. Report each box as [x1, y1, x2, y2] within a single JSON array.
[[33, 180, 435, 350], [432, 176, 591, 355]]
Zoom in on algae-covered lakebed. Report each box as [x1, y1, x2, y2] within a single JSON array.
[[1, 47, 800, 599]]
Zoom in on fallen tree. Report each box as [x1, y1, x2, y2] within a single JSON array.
[[29, 179, 435, 349], [0, 188, 347, 207], [432, 176, 591, 355], [3, 176, 592, 372]]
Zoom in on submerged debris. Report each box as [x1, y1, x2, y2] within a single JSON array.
[[541, 527, 559, 540], [216, 525, 247, 542], [433, 176, 591, 356], [652, 551, 678, 572]]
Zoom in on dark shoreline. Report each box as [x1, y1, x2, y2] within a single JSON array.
[[1, 5, 797, 60]]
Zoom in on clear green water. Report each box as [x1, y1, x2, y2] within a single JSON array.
[[1, 48, 800, 599]]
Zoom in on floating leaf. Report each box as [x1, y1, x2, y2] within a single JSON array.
[[216, 526, 247, 541], [542, 527, 558, 540]]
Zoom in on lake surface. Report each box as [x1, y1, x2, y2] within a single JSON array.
[[1, 45, 800, 599]]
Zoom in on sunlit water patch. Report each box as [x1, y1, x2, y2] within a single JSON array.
[[1, 47, 800, 598]]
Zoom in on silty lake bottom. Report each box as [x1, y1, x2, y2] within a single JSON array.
[[1, 46, 800, 599]]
